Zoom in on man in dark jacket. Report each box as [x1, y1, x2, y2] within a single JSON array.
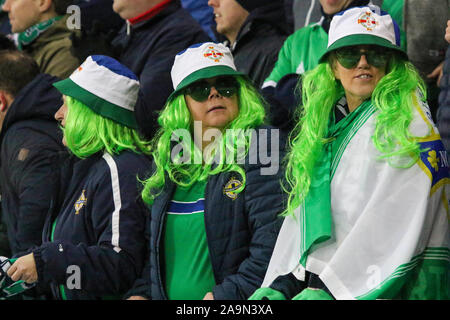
[[110, 0, 210, 139], [208, 0, 290, 88], [0, 50, 65, 257], [2, 0, 80, 78]]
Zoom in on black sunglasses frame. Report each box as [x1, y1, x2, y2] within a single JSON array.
[[184, 77, 240, 102], [335, 46, 391, 69]]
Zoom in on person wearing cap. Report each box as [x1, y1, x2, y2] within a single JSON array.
[[262, 0, 373, 133], [126, 42, 285, 300], [250, 6, 450, 300], [208, 0, 291, 88], [109, 0, 210, 140], [4, 55, 152, 300]]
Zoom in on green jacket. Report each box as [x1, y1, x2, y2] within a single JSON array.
[[381, 0, 407, 51], [24, 16, 80, 79], [262, 20, 328, 88]]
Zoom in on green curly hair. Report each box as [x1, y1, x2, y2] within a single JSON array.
[[63, 96, 151, 158], [283, 51, 427, 216], [141, 76, 266, 205]]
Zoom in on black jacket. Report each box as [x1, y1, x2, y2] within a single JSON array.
[[0, 74, 65, 256], [34, 151, 152, 300], [126, 126, 286, 300], [112, 0, 210, 139], [228, 2, 290, 88]]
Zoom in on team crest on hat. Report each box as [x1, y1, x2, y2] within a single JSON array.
[[203, 46, 224, 63], [357, 11, 378, 31], [74, 190, 87, 214]]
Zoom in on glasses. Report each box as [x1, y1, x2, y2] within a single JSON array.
[[335, 46, 390, 69], [184, 77, 239, 102]]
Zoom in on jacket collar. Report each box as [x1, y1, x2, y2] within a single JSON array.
[[128, 0, 172, 26], [126, 0, 180, 34]]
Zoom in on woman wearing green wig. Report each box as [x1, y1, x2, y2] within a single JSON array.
[[126, 42, 286, 300], [250, 6, 450, 300], [5, 55, 152, 300]]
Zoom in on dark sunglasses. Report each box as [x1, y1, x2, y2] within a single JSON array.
[[184, 77, 239, 102], [335, 46, 390, 69]]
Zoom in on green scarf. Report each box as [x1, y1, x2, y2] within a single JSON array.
[[299, 99, 374, 266], [17, 16, 63, 50]]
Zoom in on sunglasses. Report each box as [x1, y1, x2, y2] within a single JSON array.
[[335, 46, 390, 69], [184, 77, 239, 102]]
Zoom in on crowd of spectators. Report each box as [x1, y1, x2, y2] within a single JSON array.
[[0, 0, 448, 300]]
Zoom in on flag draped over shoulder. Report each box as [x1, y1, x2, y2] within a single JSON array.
[[262, 92, 450, 300]]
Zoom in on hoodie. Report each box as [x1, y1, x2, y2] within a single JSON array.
[[0, 73, 66, 256]]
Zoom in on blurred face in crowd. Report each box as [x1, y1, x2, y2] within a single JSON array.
[[208, 0, 249, 44], [2, 0, 42, 33], [184, 76, 239, 133], [112, 0, 161, 20], [54, 96, 68, 146], [319, 0, 353, 15], [332, 45, 388, 111]]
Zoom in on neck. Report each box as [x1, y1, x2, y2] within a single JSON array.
[[37, 12, 59, 24], [346, 95, 366, 113], [128, 0, 171, 25], [226, 31, 239, 47]]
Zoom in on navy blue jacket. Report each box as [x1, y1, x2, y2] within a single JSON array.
[[112, 0, 210, 139], [0, 74, 65, 256], [126, 126, 286, 300], [33, 151, 151, 300]]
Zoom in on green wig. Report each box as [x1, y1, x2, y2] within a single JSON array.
[[142, 76, 266, 205], [284, 52, 426, 216], [63, 96, 151, 158]]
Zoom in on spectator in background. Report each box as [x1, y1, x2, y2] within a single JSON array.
[[291, 0, 383, 31], [109, 0, 210, 140], [0, 34, 16, 259], [0, 50, 65, 258], [437, 20, 450, 153], [261, 0, 371, 133], [2, 0, 80, 78], [382, 0, 449, 122], [5, 55, 152, 300], [208, 0, 290, 88], [181, 0, 217, 41]]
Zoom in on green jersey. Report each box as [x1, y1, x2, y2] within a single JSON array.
[[164, 180, 216, 300], [263, 20, 328, 88]]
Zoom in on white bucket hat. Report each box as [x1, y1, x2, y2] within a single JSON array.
[[168, 42, 244, 100], [53, 55, 140, 129], [319, 5, 407, 62]]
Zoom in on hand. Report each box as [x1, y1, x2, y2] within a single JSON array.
[[248, 287, 286, 300], [427, 61, 444, 87], [127, 296, 148, 300], [445, 20, 450, 43], [6, 253, 38, 284], [203, 292, 214, 300]]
